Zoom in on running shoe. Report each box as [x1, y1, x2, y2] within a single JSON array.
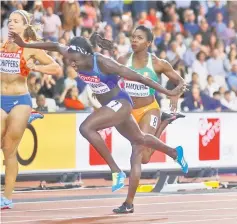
[[28, 111, 44, 124], [161, 112, 185, 124], [113, 202, 134, 214], [112, 171, 126, 192], [175, 146, 188, 174], [1, 196, 13, 210]]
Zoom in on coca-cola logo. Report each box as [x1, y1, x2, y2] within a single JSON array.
[[199, 118, 220, 147]]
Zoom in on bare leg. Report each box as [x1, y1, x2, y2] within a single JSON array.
[[2, 106, 31, 199], [79, 99, 132, 173], [114, 115, 177, 209], [129, 109, 160, 204], [126, 145, 143, 205]]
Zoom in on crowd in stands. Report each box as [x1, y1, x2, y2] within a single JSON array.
[[1, 0, 237, 112]]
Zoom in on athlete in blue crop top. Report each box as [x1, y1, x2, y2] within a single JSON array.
[[10, 32, 189, 193]]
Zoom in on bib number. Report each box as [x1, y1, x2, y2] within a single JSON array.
[[150, 115, 158, 129]]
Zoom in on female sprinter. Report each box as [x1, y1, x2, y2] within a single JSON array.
[[10, 31, 189, 195], [114, 25, 186, 213], [1, 10, 61, 209]]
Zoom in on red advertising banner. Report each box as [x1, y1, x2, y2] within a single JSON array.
[[199, 118, 220, 161], [89, 128, 112, 165]]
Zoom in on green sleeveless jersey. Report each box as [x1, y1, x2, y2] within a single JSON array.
[[124, 53, 158, 97]]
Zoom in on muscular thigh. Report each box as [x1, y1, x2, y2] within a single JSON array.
[[138, 109, 160, 136], [116, 109, 160, 143], [115, 114, 143, 143], [82, 99, 132, 130], [4, 105, 31, 144], [1, 109, 8, 142]]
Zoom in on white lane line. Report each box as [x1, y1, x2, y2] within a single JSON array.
[[3, 211, 237, 219], [2, 212, 237, 224], [1, 202, 237, 216], [12, 192, 237, 205], [153, 217, 237, 224], [2, 199, 237, 214]]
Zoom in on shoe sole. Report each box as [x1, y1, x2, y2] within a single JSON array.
[[113, 210, 134, 214], [112, 183, 125, 192]]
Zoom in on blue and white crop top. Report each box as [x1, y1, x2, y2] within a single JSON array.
[[77, 53, 120, 94]]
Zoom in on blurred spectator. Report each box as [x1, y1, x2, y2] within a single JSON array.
[[116, 32, 130, 57], [204, 75, 220, 97], [183, 40, 200, 68], [42, 6, 62, 41], [28, 73, 41, 98], [216, 41, 227, 60], [64, 66, 77, 89], [227, 61, 237, 95], [157, 32, 171, 53], [228, 49, 237, 67], [181, 85, 222, 112], [208, 33, 218, 52], [153, 21, 165, 47], [104, 24, 113, 41], [191, 51, 208, 89], [60, 0, 80, 34], [198, 19, 212, 46], [35, 94, 48, 112], [166, 41, 182, 68], [147, 8, 157, 27], [228, 1, 237, 31], [42, 0, 55, 11], [219, 86, 226, 99], [101, 0, 123, 24], [211, 12, 227, 41], [221, 91, 237, 111], [121, 11, 133, 35], [38, 74, 56, 98], [62, 86, 85, 110], [197, 5, 207, 25], [184, 9, 199, 36], [207, 0, 228, 25], [175, 0, 192, 23], [175, 33, 187, 59], [80, 1, 97, 34], [32, 0, 44, 24], [163, 2, 176, 22], [109, 12, 122, 39], [223, 20, 236, 46], [213, 91, 221, 101], [207, 48, 228, 87], [165, 13, 184, 35], [137, 11, 152, 28], [189, 72, 200, 89]]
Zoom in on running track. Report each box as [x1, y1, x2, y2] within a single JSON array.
[[1, 188, 237, 224]]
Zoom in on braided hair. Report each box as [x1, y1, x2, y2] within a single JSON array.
[[68, 32, 113, 55]]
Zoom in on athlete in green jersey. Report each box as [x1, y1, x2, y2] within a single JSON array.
[[114, 25, 186, 213]]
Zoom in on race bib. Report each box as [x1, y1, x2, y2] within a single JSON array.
[[106, 100, 122, 112], [124, 80, 150, 97], [150, 115, 158, 129], [0, 52, 21, 74], [78, 74, 110, 94]]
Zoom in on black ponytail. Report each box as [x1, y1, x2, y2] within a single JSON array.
[[89, 32, 113, 51]]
